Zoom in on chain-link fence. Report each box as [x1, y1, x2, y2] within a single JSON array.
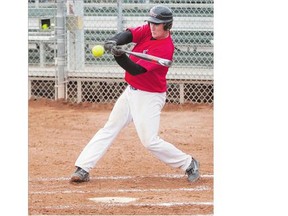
[[28, 0, 213, 104]]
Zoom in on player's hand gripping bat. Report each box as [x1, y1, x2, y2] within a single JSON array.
[[113, 46, 173, 67]]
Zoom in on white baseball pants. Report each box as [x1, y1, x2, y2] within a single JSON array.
[[75, 86, 192, 172]]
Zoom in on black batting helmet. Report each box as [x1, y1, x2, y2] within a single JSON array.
[[145, 5, 173, 30]]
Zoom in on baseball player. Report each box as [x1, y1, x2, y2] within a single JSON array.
[[70, 5, 200, 183]]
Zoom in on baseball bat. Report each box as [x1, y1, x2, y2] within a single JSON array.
[[118, 48, 173, 67]]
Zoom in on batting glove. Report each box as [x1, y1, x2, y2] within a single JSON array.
[[111, 46, 125, 57], [104, 40, 117, 52]]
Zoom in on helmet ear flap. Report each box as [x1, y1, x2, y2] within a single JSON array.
[[164, 21, 172, 31]]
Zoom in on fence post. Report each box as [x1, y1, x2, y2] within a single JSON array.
[[56, 0, 66, 99], [117, 0, 123, 33], [77, 80, 82, 103], [66, 0, 85, 71]]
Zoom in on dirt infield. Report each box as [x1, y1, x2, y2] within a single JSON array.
[[28, 99, 213, 215]]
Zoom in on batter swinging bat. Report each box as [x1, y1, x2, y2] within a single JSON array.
[[118, 47, 173, 67]]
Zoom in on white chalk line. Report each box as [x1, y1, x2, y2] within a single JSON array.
[[29, 173, 213, 182], [30, 185, 211, 195], [109, 201, 214, 207], [29, 174, 213, 215], [40, 201, 213, 210]]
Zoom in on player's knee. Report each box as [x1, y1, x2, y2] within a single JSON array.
[[141, 136, 160, 150]]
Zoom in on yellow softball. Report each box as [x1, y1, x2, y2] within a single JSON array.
[[42, 24, 49, 30], [92, 45, 105, 57]]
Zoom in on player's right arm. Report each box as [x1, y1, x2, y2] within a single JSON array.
[[103, 30, 133, 52]]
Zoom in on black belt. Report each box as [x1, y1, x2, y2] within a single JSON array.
[[129, 85, 138, 90]]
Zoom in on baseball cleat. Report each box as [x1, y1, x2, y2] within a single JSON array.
[[70, 167, 90, 183], [185, 158, 200, 182]]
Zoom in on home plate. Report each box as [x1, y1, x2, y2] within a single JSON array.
[[89, 197, 137, 203]]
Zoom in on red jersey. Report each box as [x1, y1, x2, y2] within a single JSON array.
[[125, 24, 174, 93]]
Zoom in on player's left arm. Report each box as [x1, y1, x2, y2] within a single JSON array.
[[104, 30, 147, 75], [114, 54, 147, 75]]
